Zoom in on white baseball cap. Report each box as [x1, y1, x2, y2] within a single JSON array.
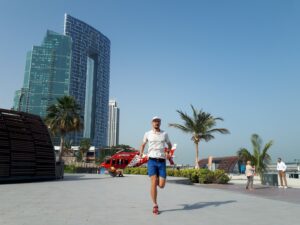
[[152, 116, 161, 121]]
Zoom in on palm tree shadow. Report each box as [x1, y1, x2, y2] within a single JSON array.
[[160, 200, 236, 213]]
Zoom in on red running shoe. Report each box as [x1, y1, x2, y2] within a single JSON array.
[[153, 205, 159, 215]]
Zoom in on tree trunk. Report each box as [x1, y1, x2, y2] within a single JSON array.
[[59, 135, 65, 162], [195, 141, 199, 169]]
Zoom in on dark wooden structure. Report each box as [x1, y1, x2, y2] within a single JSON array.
[[0, 108, 56, 182]]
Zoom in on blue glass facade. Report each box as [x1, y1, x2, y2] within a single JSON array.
[[64, 14, 110, 147], [13, 30, 72, 118]]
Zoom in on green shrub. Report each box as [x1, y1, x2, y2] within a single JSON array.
[[214, 169, 230, 184], [180, 169, 192, 179], [123, 167, 230, 184], [124, 167, 148, 175], [64, 164, 76, 173], [173, 169, 182, 177], [190, 170, 200, 183], [132, 167, 140, 174], [123, 167, 130, 174], [137, 167, 147, 175], [198, 169, 215, 184], [167, 169, 174, 176]]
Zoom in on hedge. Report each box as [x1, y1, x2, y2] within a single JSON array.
[[123, 168, 230, 184], [64, 164, 76, 173]]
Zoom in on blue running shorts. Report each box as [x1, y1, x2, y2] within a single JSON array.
[[147, 158, 167, 179]]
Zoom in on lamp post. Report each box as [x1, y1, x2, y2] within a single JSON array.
[[295, 159, 300, 172]]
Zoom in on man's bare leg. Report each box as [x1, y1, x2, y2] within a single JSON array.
[[151, 175, 158, 206], [150, 176, 166, 205], [158, 177, 166, 188]]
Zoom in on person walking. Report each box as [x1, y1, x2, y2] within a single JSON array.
[[245, 160, 255, 190], [140, 116, 172, 215], [277, 158, 288, 188]]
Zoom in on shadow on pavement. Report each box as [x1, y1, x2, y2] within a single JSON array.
[[0, 174, 112, 185], [167, 179, 193, 185], [161, 200, 237, 213], [197, 183, 300, 204]]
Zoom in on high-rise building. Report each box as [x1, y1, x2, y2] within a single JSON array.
[[13, 30, 72, 118], [107, 100, 120, 147], [13, 14, 110, 148], [64, 14, 110, 147]]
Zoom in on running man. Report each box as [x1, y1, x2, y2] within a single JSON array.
[[140, 116, 172, 215]]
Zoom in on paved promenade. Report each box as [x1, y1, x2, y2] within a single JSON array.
[[0, 174, 299, 225]]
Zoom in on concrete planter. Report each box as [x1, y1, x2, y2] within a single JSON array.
[[261, 173, 278, 186], [56, 161, 64, 179]]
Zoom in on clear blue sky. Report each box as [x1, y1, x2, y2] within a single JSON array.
[[0, 0, 299, 164]]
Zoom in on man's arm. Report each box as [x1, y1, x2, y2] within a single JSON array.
[[166, 142, 172, 159], [140, 142, 147, 156], [140, 132, 148, 156], [167, 142, 172, 151], [165, 132, 172, 159], [283, 162, 287, 172]]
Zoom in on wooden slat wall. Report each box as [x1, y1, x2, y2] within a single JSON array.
[[0, 108, 56, 180]]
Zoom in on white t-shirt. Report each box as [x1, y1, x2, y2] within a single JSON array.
[[143, 130, 171, 159], [277, 161, 287, 171]]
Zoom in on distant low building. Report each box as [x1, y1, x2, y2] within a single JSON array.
[[55, 146, 97, 164], [198, 156, 239, 173], [267, 163, 300, 173]]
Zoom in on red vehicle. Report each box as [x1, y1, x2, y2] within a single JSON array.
[[99, 145, 177, 177]]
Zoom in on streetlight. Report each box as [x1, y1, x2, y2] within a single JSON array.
[[294, 159, 300, 171]]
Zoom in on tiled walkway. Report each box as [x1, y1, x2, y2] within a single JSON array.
[[196, 182, 300, 204], [0, 174, 298, 225]]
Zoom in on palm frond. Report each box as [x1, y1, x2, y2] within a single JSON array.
[[251, 134, 262, 152], [237, 148, 253, 162], [207, 128, 230, 135], [261, 140, 273, 164], [213, 117, 224, 121], [200, 134, 215, 142], [169, 123, 191, 133], [191, 105, 198, 123], [176, 109, 196, 131]]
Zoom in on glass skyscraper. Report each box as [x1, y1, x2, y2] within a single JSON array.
[[64, 14, 110, 147], [14, 14, 110, 148], [13, 30, 72, 118]]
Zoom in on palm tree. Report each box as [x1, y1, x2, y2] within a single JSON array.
[[63, 139, 74, 156], [79, 138, 91, 162], [169, 105, 230, 168], [45, 96, 83, 161], [237, 134, 273, 180]]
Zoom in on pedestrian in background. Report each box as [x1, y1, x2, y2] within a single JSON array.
[[277, 158, 288, 188], [245, 160, 255, 190]]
